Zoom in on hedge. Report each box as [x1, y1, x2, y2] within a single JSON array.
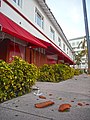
[[0, 56, 82, 103], [37, 64, 56, 82], [0, 56, 38, 103], [38, 64, 75, 82], [74, 69, 83, 75]]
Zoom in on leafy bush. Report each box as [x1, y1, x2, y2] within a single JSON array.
[[74, 69, 83, 75], [38, 64, 75, 82], [0, 56, 77, 103], [0, 60, 14, 102], [10, 56, 38, 94], [0, 57, 38, 103], [74, 69, 80, 75], [38, 64, 55, 82], [53, 64, 75, 81]]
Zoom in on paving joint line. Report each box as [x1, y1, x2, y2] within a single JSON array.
[[0, 106, 54, 120]]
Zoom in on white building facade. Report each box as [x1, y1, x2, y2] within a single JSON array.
[[0, 0, 74, 66], [69, 36, 88, 71]]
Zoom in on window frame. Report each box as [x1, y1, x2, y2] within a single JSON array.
[[50, 27, 55, 41], [58, 37, 61, 47], [63, 43, 66, 51], [13, 0, 16, 3], [13, 0, 22, 8], [35, 8, 44, 29], [72, 42, 75, 46], [67, 47, 68, 54]]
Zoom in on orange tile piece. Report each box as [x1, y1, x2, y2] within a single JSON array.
[[35, 100, 55, 108], [58, 104, 71, 112], [78, 103, 83, 106], [39, 95, 46, 99]]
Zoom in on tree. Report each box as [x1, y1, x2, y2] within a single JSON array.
[[78, 37, 87, 57], [75, 37, 88, 68]]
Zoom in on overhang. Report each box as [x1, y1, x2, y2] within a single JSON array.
[[0, 12, 47, 48], [38, 39, 74, 65]]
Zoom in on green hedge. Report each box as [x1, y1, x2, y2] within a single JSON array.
[[0, 60, 14, 102], [0, 56, 82, 103], [37, 64, 55, 82], [38, 64, 75, 82], [0, 56, 38, 103], [74, 69, 83, 75], [53, 64, 75, 81]]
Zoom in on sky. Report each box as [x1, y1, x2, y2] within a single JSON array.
[[46, 0, 90, 40]]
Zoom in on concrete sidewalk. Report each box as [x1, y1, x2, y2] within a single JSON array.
[[0, 74, 90, 120]]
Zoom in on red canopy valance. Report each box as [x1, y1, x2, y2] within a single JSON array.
[[0, 12, 47, 48]]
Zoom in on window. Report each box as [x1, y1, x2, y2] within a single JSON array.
[[72, 42, 75, 46], [63, 43, 65, 51], [50, 27, 55, 40], [67, 48, 68, 54], [13, 0, 22, 8], [82, 62, 85, 65], [35, 8, 44, 29], [13, 0, 16, 2], [76, 41, 79, 45], [34, 48, 45, 54], [0, 0, 1, 7], [58, 37, 61, 47], [82, 58, 85, 61], [17, 0, 22, 7]]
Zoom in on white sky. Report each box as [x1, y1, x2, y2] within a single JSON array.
[[46, 0, 90, 40]]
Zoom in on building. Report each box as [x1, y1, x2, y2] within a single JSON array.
[[0, 0, 74, 67], [69, 36, 88, 70]]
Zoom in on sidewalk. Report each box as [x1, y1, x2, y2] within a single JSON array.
[[0, 74, 90, 120]]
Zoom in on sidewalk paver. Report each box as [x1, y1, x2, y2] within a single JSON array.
[[0, 74, 90, 120]]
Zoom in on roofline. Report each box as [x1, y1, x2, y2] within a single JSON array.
[[37, 0, 72, 51], [69, 36, 86, 41]]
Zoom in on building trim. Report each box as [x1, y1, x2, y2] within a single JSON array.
[[69, 36, 86, 41], [37, 0, 72, 50], [3, 0, 73, 61]]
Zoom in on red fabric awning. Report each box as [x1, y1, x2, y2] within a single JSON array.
[[37, 39, 61, 55], [38, 39, 74, 65], [0, 12, 47, 48]]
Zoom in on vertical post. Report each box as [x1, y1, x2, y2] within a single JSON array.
[[82, 0, 90, 74]]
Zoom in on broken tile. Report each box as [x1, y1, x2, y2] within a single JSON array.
[[35, 100, 55, 108], [58, 103, 71, 112], [39, 95, 46, 99], [78, 103, 83, 106]]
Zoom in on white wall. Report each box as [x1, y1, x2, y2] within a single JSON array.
[[1, 0, 73, 60], [69, 38, 88, 69]]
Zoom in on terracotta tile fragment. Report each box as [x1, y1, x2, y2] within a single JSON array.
[[78, 103, 83, 106], [86, 103, 89, 105], [49, 94, 52, 96], [39, 95, 46, 99], [35, 100, 55, 108], [58, 103, 71, 112]]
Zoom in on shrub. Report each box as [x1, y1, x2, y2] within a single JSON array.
[[70, 67, 75, 77], [38, 64, 75, 82], [0, 56, 38, 103], [38, 64, 55, 82], [0, 60, 14, 102], [9, 56, 38, 95], [53, 64, 75, 81], [74, 69, 80, 75]]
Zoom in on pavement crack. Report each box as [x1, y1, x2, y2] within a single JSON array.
[[0, 106, 54, 120]]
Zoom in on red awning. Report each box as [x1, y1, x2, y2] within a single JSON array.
[[0, 12, 47, 48], [38, 39, 74, 65], [37, 39, 61, 55]]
